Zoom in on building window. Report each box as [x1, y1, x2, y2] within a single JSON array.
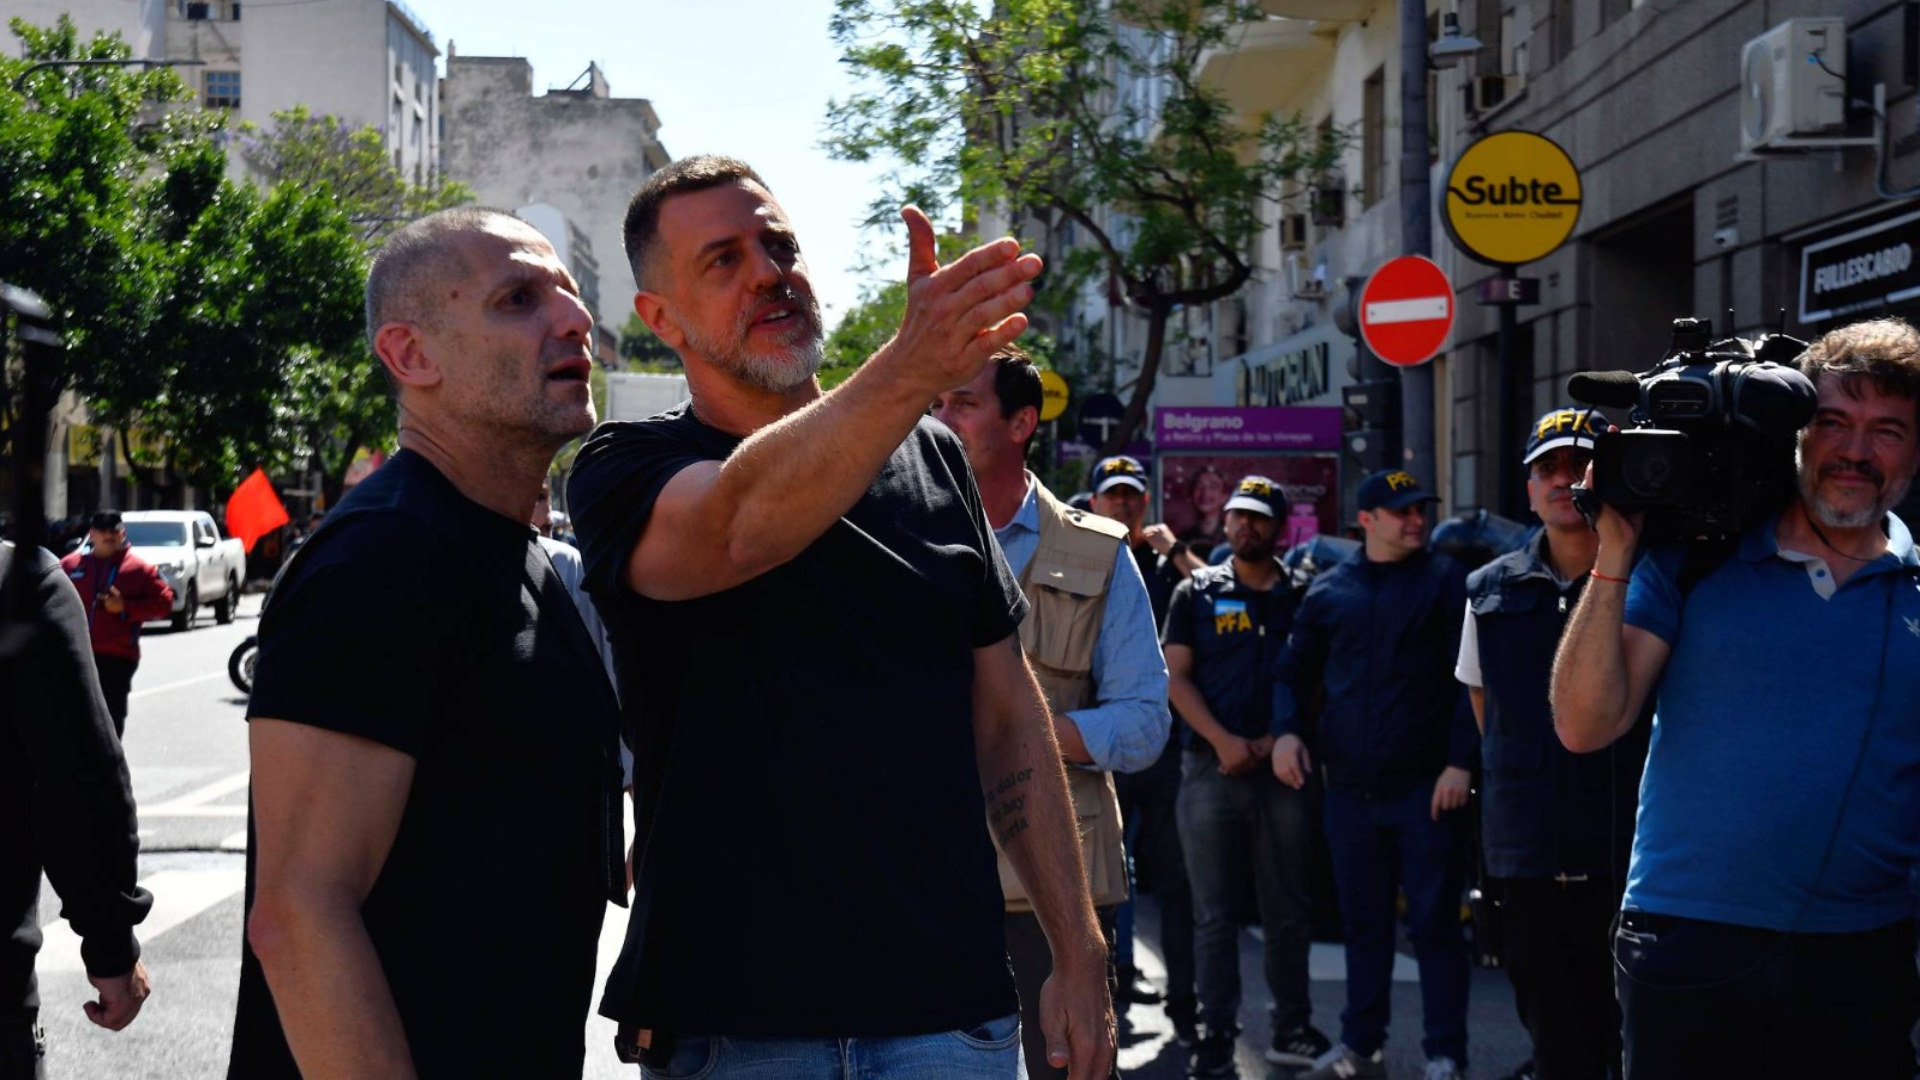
[[1551, 0, 1574, 67], [180, 0, 239, 19], [204, 70, 240, 109], [1362, 67, 1386, 209]]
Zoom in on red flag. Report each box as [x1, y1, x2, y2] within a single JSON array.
[[226, 468, 290, 554]]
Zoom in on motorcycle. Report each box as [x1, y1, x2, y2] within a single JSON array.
[[229, 634, 259, 695]]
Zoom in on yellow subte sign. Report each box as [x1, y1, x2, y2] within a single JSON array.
[[1443, 131, 1582, 267], [1038, 370, 1070, 422]]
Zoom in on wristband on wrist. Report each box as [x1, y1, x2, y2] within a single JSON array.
[[1590, 569, 1630, 584]]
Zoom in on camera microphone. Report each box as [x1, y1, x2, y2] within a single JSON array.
[[1566, 370, 1641, 409]]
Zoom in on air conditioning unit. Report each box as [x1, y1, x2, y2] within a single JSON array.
[[1279, 214, 1308, 251], [1740, 18, 1847, 154]]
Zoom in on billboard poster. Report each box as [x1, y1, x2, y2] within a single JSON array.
[[1157, 452, 1341, 557]]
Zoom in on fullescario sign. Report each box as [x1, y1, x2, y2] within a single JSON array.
[[1443, 131, 1583, 266]]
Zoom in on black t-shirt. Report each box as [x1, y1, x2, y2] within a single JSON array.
[[569, 407, 1025, 1038], [1162, 567, 1292, 741], [227, 451, 624, 1079]]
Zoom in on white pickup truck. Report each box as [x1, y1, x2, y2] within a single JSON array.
[[121, 510, 247, 630]]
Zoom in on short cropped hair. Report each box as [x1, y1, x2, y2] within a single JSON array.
[[623, 155, 770, 293], [991, 345, 1043, 422], [988, 345, 1044, 455], [1798, 317, 1920, 422], [364, 206, 523, 391]]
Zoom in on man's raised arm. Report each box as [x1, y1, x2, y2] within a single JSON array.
[[1550, 498, 1669, 753], [971, 634, 1116, 1079], [625, 209, 1042, 600]]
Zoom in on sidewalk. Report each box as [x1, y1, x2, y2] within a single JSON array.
[[1116, 902, 1532, 1079]]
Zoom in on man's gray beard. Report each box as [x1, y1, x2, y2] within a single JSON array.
[[684, 301, 825, 394], [1796, 459, 1911, 528]]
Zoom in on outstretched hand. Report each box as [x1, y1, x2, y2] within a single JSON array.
[[876, 206, 1043, 399]]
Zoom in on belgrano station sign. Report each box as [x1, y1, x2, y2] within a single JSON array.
[[1443, 131, 1583, 266]]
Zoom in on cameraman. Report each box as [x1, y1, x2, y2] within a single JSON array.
[[1552, 317, 1920, 1079]]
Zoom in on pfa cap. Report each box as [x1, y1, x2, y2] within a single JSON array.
[[1222, 475, 1285, 518], [1356, 469, 1438, 512], [1091, 455, 1148, 495], [1523, 407, 1607, 465]]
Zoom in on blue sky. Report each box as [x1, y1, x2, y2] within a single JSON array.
[[403, 0, 901, 329]]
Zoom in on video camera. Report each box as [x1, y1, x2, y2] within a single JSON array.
[[1567, 317, 1817, 545]]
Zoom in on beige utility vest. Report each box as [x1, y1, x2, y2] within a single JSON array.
[[995, 482, 1132, 913]]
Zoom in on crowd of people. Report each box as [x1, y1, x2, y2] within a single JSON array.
[[6, 149, 1920, 1080]]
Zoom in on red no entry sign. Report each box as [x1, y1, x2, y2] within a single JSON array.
[[1359, 256, 1455, 367]]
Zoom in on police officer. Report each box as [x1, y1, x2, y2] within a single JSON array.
[[1275, 469, 1477, 1080], [1457, 409, 1646, 1080], [1164, 476, 1329, 1078]]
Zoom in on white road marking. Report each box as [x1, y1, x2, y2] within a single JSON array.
[[1363, 296, 1450, 325], [142, 770, 250, 818], [219, 831, 249, 852], [37, 866, 247, 973], [128, 672, 228, 701]]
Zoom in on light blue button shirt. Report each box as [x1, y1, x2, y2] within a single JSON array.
[[993, 480, 1171, 774]]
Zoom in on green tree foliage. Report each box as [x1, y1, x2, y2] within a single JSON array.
[[2, 21, 472, 501], [822, 280, 906, 390], [239, 106, 474, 506], [619, 312, 683, 370], [0, 18, 364, 489], [238, 105, 472, 244], [1, 17, 204, 425], [826, 0, 1345, 452]]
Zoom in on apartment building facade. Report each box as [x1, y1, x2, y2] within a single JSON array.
[[441, 55, 671, 355], [1046, 0, 1910, 526]]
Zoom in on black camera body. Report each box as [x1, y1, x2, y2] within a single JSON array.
[[1569, 318, 1818, 545]]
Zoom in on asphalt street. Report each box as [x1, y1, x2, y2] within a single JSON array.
[[33, 594, 1530, 1079]]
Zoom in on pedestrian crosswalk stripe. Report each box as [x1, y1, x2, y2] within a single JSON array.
[[142, 769, 250, 818], [128, 672, 228, 701], [37, 866, 246, 973]]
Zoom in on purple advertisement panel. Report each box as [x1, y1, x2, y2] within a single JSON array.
[[1158, 453, 1340, 555], [1154, 406, 1343, 452]]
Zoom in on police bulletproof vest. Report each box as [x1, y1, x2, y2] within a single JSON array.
[[994, 482, 1131, 912]]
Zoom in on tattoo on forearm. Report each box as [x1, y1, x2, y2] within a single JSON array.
[[986, 766, 1034, 847]]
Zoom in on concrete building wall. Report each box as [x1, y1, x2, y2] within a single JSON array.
[[1434, 0, 1915, 514], [442, 56, 669, 345], [6, 0, 439, 184], [2, 0, 168, 57]]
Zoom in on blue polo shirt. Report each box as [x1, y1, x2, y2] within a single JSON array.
[[1622, 513, 1920, 932]]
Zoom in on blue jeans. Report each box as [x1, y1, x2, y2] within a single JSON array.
[[1176, 751, 1315, 1034], [636, 1014, 1023, 1079], [1322, 784, 1469, 1065]]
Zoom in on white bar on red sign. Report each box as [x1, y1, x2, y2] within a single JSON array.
[[1365, 297, 1450, 324]]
